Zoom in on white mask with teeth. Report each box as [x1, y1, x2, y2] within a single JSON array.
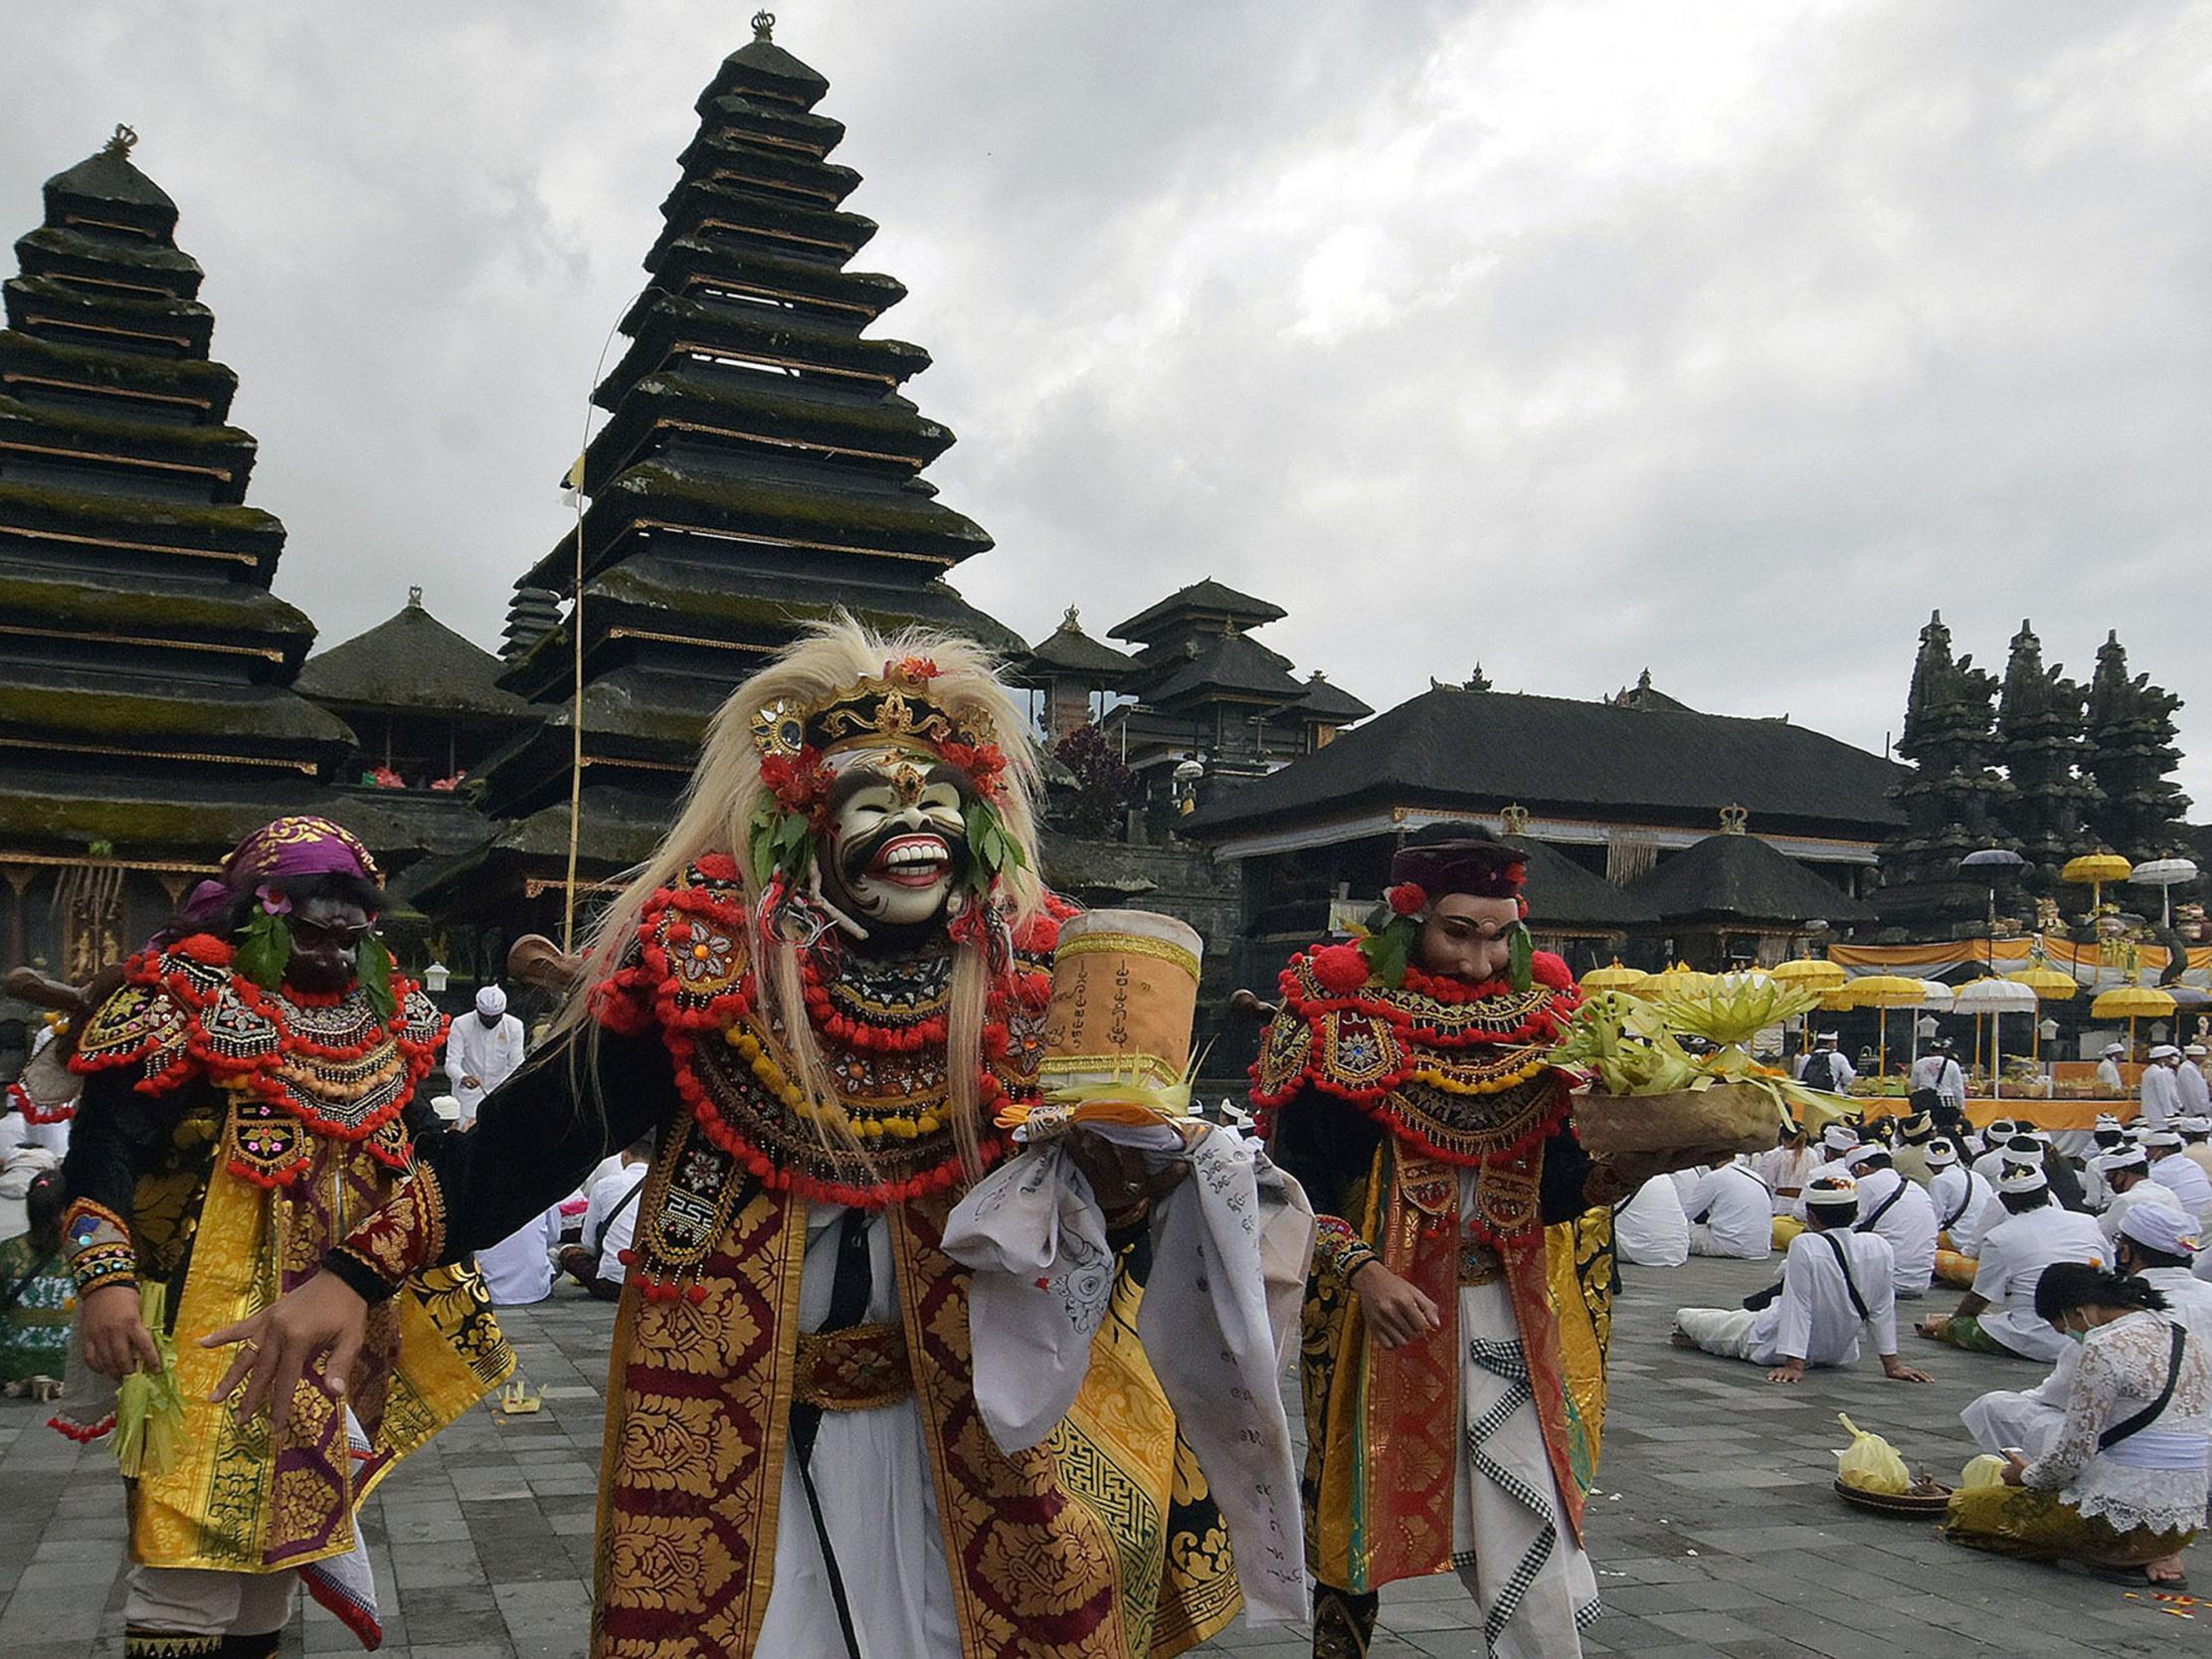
[[814, 747, 975, 938]]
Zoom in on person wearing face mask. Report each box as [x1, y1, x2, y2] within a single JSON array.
[[1944, 1263, 2208, 1589], [1963, 1203, 2212, 1465], [52, 817, 510, 1657], [445, 982, 525, 1129], [199, 627, 1256, 1659], [1258, 828, 1725, 1659]]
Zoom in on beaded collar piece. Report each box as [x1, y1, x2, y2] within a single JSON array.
[[71, 934, 445, 1189], [1250, 946, 1582, 1171], [594, 855, 1066, 1208]]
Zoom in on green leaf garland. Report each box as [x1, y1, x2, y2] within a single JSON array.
[[355, 932, 397, 1021], [233, 908, 290, 992]]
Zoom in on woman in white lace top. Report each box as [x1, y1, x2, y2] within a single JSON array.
[[1945, 1263, 2207, 1587]]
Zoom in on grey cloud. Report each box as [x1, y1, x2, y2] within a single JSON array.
[[3, 0, 2204, 807]]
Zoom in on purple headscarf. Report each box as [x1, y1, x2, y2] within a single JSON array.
[[174, 816, 383, 935]]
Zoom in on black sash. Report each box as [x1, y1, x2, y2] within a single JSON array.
[[1855, 1182, 1907, 1233], [1816, 1228, 1874, 1323], [1939, 1180, 1974, 1232], [792, 1207, 872, 1659], [2100, 1324, 2189, 1453]]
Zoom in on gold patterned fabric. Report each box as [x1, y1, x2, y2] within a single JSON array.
[[589, 1079, 1239, 1657], [68, 958, 508, 1576], [134, 1123, 511, 1574], [792, 1322, 912, 1411], [1271, 959, 1607, 1598]]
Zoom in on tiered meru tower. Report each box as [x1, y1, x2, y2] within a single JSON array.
[[418, 17, 1016, 923], [0, 129, 350, 979]]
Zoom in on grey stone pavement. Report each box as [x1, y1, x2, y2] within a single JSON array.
[[1, 1252, 2199, 1658]]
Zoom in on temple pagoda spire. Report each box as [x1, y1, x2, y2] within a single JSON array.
[[0, 128, 351, 977], [418, 22, 1016, 922], [2084, 631, 2191, 861], [1876, 610, 2007, 924], [1991, 619, 2094, 891]]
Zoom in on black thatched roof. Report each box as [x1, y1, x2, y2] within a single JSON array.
[[1188, 684, 1906, 841], [296, 596, 530, 720], [1295, 671, 1373, 724], [1141, 633, 1310, 708], [1112, 579, 1285, 644], [1624, 831, 1877, 925], [1021, 608, 1135, 681], [1503, 836, 1657, 930]]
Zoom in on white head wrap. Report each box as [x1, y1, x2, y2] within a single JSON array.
[[1821, 1124, 1861, 1154], [1997, 1161, 2049, 1196], [475, 983, 508, 1017], [2119, 1203, 2200, 1258]]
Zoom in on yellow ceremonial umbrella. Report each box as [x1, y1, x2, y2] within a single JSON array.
[[1770, 958, 1846, 993], [2006, 964, 2079, 1061], [1580, 959, 1648, 993], [2091, 985, 2177, 1053], [1847, 974, 1928, 1080], [2061, 850, 2133, 916], [1632, 961, 1710, 1000]]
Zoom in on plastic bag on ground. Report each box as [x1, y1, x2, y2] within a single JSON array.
[[1832, 1412, 1910, 1495]]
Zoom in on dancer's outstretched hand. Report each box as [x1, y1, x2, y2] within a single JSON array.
[[202, 1269, 368, 1433]]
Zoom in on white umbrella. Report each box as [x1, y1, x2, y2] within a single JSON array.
[[1952, 978, 2038, 1086], [2129, 857, 2200, 927]]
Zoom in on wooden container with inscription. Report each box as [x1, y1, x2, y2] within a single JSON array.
[[1037, 909, 1203, 1094]]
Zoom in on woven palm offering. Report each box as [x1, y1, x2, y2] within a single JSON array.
[[1550, 978, 1849, 1155]]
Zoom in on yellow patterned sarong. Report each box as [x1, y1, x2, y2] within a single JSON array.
[[134, 1125, 511, 1573]]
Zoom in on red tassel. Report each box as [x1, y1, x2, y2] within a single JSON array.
[[686, 1283, 708, 1304]]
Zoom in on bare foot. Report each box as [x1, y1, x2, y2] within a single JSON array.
[[2147, 1553, 2187, 1586]]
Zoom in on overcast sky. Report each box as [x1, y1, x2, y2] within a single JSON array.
[[6, 1, 2208, 811]]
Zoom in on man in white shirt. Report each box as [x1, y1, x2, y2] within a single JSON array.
[[2141, 1045, 2184, 1132], [1968, 1120, 2020, 1186], [1792, 1124, 1863, 1221], [1846, 1145, 1936, 1297], [558, 1134, 653, 1299], [2181, 1114, 2212, 1183], [2097, 1145, 2186, 1244], [474, 1203, 566, 1306], [1798, 1032, 1855, 1094], [2095, 1043, 2127, 1096], [1916, 1161, 2108, 1362], [1673, 1176, 1935, 1384], [1615, 1175, 1691, 1266], [1909, 1042, 1965, 1114], [1927, 1140, 1999, 1258], [446, 983, 527, 1129], [2180, 1045, 2212, 1118], [2145, 1128, 2212, 1218], [1683, 1160, 1773, 1259]]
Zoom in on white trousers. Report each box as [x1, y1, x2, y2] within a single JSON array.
[[1961, 1389, 2066, 1461], [126, 1564, 297, 1638], [1452, 1280, 1599, 1659], [1675, 1306, 1761, 1362]]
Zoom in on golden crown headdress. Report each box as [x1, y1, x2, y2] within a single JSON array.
[[750, 657, 997, 762]]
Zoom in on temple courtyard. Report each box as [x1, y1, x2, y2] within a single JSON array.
[[0, 1252, 2193, 1659]]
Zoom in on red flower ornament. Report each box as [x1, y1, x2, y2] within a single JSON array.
[[1386, 882, 1427, 917], [1311, 944, 1372, 996]]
